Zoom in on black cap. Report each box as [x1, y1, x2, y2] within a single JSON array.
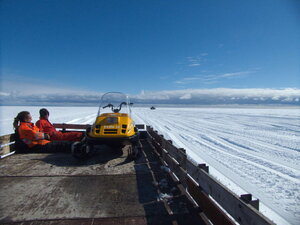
[[39, 108, 49, 117]]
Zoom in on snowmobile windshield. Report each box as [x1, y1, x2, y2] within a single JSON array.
[[98, 92, 132, 116]]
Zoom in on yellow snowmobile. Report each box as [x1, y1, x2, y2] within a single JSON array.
[[72, 92, 141, 159]]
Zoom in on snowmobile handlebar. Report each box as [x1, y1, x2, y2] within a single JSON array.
[[102, 102, 129, 113], [102, 104, 113, 109]]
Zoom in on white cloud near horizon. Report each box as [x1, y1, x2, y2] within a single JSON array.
[[1, 87, 299, 105], [1, 75, 299, 105], [134, 88, 300, 101]]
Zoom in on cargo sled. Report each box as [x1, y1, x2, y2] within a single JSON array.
[[0, 124, 275, 225]]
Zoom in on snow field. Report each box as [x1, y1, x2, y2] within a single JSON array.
[[133, 107, 300, 225], [1, 106, 299, 224]]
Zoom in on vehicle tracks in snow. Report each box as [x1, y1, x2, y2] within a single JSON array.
[[133, 107, 300, 224]]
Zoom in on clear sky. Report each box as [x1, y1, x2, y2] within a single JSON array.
[[1, 0, 300, 97]]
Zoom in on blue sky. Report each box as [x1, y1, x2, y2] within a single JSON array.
[[1, 0, 300, 104]]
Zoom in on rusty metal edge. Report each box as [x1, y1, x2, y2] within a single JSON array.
[[186, 176, 236, 225]]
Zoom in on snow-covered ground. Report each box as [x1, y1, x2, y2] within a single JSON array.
[[1, 106, 299, 225]]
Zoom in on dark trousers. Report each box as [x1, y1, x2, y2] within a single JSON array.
[[15, 141, 72, 153], [39, 141, 72, 153]]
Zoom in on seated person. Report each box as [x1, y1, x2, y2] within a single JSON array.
[[13, 111, 72, 153], [36, 108, 83, 142]]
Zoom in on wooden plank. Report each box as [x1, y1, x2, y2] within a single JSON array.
[[147, 129, 187, 174], [0, 175, 154, 222], [159, 135, 166, 149], [147, 128, 154, 137], [161, 149, 187, 187], [0, 139, 205, 225], [174, 166, 187, 188], [164, 140, 187, 170], [148, 131, 162, 155], [178, 148, 187, 170], [0, 144, 15, 156], [148, 127, 156, 137], [161, 149, 174, 169], [0, 133, 15, 145], [152, 139, 162, 155], [186, 160, 274, 225], [186, 157, 200, 181], [187, 177, 236, 225], [147, 128, 155, 137], [152, 132, 161, 144], [148, 130, 163, 149], [53, 123, 91, 130], [148, 129, 161, 144], [164, 140, 178, 160], [240, 194, 259, 210], [187, 160, 210, 181]]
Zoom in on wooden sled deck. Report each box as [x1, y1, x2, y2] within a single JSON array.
[[0, 124, 275, 225]]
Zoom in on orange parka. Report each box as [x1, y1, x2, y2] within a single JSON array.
[[35, 118, 57, 134], [18, 122, 50, 148], [36, 118, 83, 141]]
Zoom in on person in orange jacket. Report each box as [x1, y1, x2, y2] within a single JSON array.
[[36, 108, 83, 142], [13, 111, 72, 153]]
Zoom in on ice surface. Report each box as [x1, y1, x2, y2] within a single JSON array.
[[1, 106, 299, 224]]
